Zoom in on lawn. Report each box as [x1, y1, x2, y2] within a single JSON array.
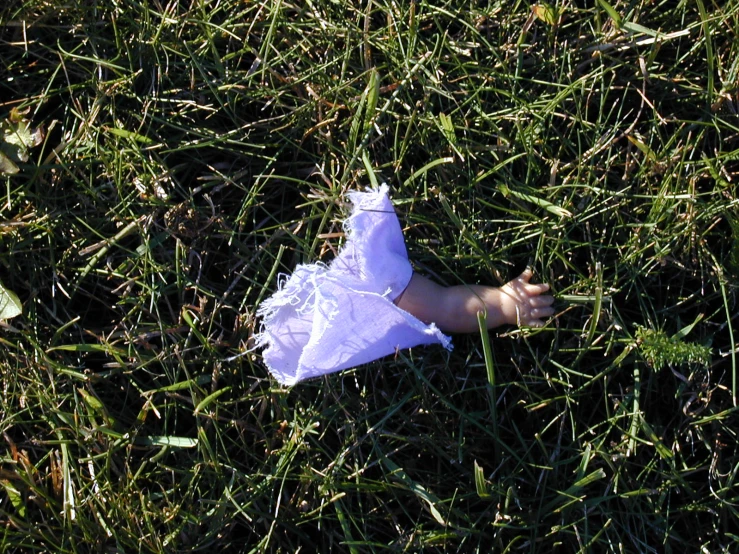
[[1, 0, 738, 552]]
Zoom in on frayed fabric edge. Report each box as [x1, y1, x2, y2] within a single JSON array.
[[253, 264, 325, 349], [254, 183, 394, 351], [254, 268, 453, 385], [258, 284, 453, 386]]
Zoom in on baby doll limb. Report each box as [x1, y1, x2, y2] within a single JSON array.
[[394, 268, 554, 334]]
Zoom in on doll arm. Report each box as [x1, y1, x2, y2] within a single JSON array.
[[394, 268, 554, 334]]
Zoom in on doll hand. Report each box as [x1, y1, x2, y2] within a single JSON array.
[[499, 268, 555, 327]]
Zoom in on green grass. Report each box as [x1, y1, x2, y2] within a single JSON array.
[[1, 0, 739, 551]]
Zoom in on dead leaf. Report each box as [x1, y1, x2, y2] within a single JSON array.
[[533, 3, 559, 26], [0, 110, 45, 174]]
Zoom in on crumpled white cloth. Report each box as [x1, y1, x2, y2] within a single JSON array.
[[255, 184, 452, 385]]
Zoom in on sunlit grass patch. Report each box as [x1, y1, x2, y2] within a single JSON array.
[[1, 0, 739, 551]]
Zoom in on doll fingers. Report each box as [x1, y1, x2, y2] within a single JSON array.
[[530, 295, 554, 308], [523, 313, 553, 327], [524, 282, 550, 295], [530, 306, 555, 319], [518, 268, 534, 282]]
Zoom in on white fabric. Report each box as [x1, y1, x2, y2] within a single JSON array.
[[255, 185, 452, 385]]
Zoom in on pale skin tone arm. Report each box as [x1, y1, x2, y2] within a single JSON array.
[[394, 268, 554, 333]]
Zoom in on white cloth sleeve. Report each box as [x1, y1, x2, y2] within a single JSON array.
[[255, 184, 452, 385]]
